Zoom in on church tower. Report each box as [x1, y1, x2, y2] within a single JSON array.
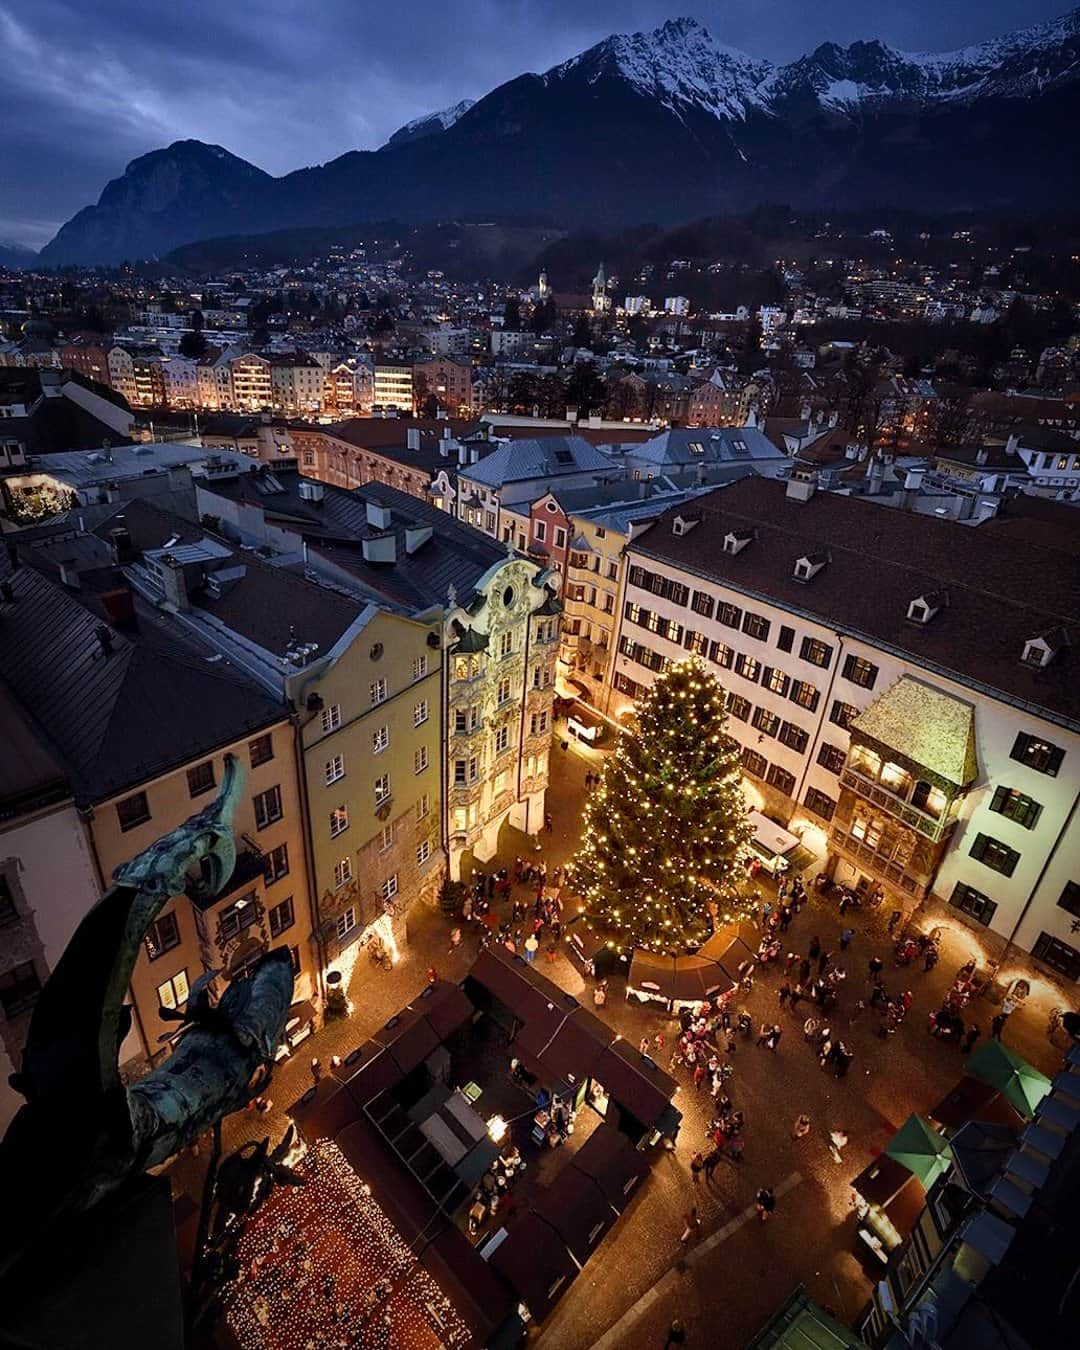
[[592, 262, 610, 314], [538, 269, 550, 301]]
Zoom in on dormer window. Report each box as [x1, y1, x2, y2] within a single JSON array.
[[1022, 630, 1064, 669], [907, 591, 944, 625], [723, 530, 753, 556], [672, 514, 701, 537], [793, 553, 827, 582], [688, 441, 705, 455]]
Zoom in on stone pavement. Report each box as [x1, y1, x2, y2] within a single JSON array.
[[167, 728, 1074, 1348]]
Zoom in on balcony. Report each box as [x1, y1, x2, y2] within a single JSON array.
[[186, 846, 266, 911], [840, 766, 957, 844]]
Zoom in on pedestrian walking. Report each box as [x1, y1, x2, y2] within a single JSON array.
[[449, 926, 462, 952], [640, 1036, 651, 1057], [310, 1057, 323, 1085], [703, 1149, 721, 1183], [869, 955, 884, 982], [799, 957, 812, 985], [887, 909, 903, 935], [755, 1187, 776, 1221], [765, 1025, 782, 1052], [693, 1063, 707, 1091], [690, 1151, 704, 1184], [427, 965, 438, 985], [545, 813, 553, 833], [680, 1206, 701, 1243], [779, 982, 791, 1009], [991, 1011, 1007, 1040], [793, 1113, 811, 1139], [828, 1129, 849, 1163], [839, 927, 854, 952], [962, 1024, 981, 1054], [818, 949, 831, 975], [664, 1319, 687, 1348], [654, 1032, 666, 1053], [809, 936, 821, 961], [785, 952, 799, 976], [850, 999, 866, 1023]]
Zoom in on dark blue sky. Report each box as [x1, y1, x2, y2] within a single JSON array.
[[1, 0, 1068, 249]]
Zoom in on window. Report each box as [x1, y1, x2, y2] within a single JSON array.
[[790, 680, 820, 713], [691, 591, 714, 619], [1056, 881, 1080, 918], [949, 882, 997, 926], [333, 859, 353, 890], [499, 631, 513, 658], [969, 833, 1020, 877], [752, 706, 781, 738], [842, 654, 879, 690], [534, 520, 546, 542], [325, 754, 345, 785], [742, 612, 771, 642], [728, 694, 751, 722], [186, 760, 215, 798], [1032, 933, 1080, 981], [709, 640, 734, 669], [554, 527, 566, 549], [777, 625, 795, 653], [372, 725, 389, 754], [264, 842, 289, 883], [817, 743, 846, 775], [414, 746, 429, 774], [417, 840, 432, 867], [321, 704, 341, 734], [253, 785, 283, 830], [381, 874, 399, 902], [249, 733, 274, 767], [766, 763, 796, 796], [805, 787, 836, 821], [116, 791, 151, 832], [778, 721, 809, 753], [416, 793, 430, 821], [764, 667, 790, 697], [685, 631, 708, 656], [532, 663, 551, 688], [219, 893, 259, 941], [330, 805, 349, 838], [155, 969, 189, 1013], [989, 786, 1042, 831], [378, 823, 394, 852], [800, 636, 833, 668], [829, 701, 859, 730], [735, 653, 761, 683], [374, 774, 391, 805], [414, 699, 429, 727], [530, 711, 549, 736], [494, 725, 510, 754], [370, 679, 387, 706], [336, 906, 357, 937], [717, 601, 742, 630], [1010, 732, 1064, 777], [412, 655, 428, 681], [497, 676, 512, 704], [269, 896, 295, 938], [741, 748, 768, 778], [144, 912, 180, 961]]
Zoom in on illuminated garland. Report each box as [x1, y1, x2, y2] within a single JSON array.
[[567, 656, 754, 954], [225, 1140, 472, 1348]]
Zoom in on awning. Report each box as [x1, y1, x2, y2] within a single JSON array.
[[966, 1038, 1051, 1119], [488, 1212, 578, 1323], [627, 949, 734, 1005], [747, 809, 800, 859], [884, 1113, 953, 1188]]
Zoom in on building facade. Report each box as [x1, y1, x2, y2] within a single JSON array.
[[609, 477, 1080, 980]]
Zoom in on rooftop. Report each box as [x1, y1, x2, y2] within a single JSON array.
[[458, 435, 616, 488], [631, 476, 1080, 726], [852, 677, 978, 788]]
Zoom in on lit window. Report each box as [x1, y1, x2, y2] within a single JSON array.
[[333, 858, 353, 890], [416, 793, 430, 821], [330, 805, 349, 838], [372, 725, 389, 754], [253, 785, 283, 830], [370, 678, 387, 706], [325, 754, 345, 785], [412, 655, 428, 681], [414, 746, 429, 774], [156, 969, 189, 1012], [321, 704, 341, 734], [374, 774, 391, 805], [381, 874, 399, 901], [417, 840, 432, 866], [336, 906, 356, 937], [414, 699, 429, 726]]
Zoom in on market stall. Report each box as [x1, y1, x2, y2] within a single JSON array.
[[625, 948, 734, 1012]]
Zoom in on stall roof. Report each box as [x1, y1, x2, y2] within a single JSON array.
[[489, 1212, 579, 1323], [699, 931, 758, 974], [343, 1045, 407, 1108], [594, 1038, 677, 1129], [747, 809, 801, 858], [570, 1124, 651, 1213], [627, 948, 733, 1002], [414, 980, 475, 1041], [928, 1074, 1025, 1133], [540, 1011, 614, 1086], [850, 1151, 920, 1210], [533, 1166, 616, 1266], [288, 1079, 360, 1141], [382, 1014, 441, 1076]]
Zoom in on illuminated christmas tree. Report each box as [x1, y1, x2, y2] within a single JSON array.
[[569, 656, 753, 954]]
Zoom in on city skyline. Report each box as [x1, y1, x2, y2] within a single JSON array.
[[1, 0, 1070, 248]]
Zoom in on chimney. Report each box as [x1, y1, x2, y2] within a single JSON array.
[[406, 427, 421, 451], [785, 474, 816, 503], [109, 526, 134, 563], [458, 444, 468, 466], [94, 624, 114, 657], [159, 554, 190, 611]]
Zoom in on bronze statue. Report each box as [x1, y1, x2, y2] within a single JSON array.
[[0, 753, 295, 1277]]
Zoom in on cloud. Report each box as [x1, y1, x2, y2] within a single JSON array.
[[0, 0, 1065, 248]]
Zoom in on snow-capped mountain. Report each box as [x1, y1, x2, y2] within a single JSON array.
[[382, 98, 476, 148], [40, 8, 1080, 265]]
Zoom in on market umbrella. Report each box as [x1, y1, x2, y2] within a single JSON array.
[[966, 1038, 1051, 1119], [884, 1113, 953, 1188]]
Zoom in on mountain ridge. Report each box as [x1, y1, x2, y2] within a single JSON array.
[[39, 8, 1080, 266]]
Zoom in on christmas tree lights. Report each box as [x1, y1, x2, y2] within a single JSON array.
[[568, 656, 753, 954]]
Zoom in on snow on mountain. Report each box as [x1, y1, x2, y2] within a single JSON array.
[[550, 17, 774, 122], [383, 98, 476, 147]]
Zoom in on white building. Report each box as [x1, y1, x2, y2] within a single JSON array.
[[623, 296, 651, 315], [373, 363, 414, 412], [664, 296, 690, 316], [610, 475, 1080, 982]]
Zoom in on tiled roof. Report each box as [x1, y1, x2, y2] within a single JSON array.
[[625, 426, 788, 468], [0, 562, 286, 806], [458, 436, 615, 487], [631, 476, 1080, 726], [852, 677, 978, 787]]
